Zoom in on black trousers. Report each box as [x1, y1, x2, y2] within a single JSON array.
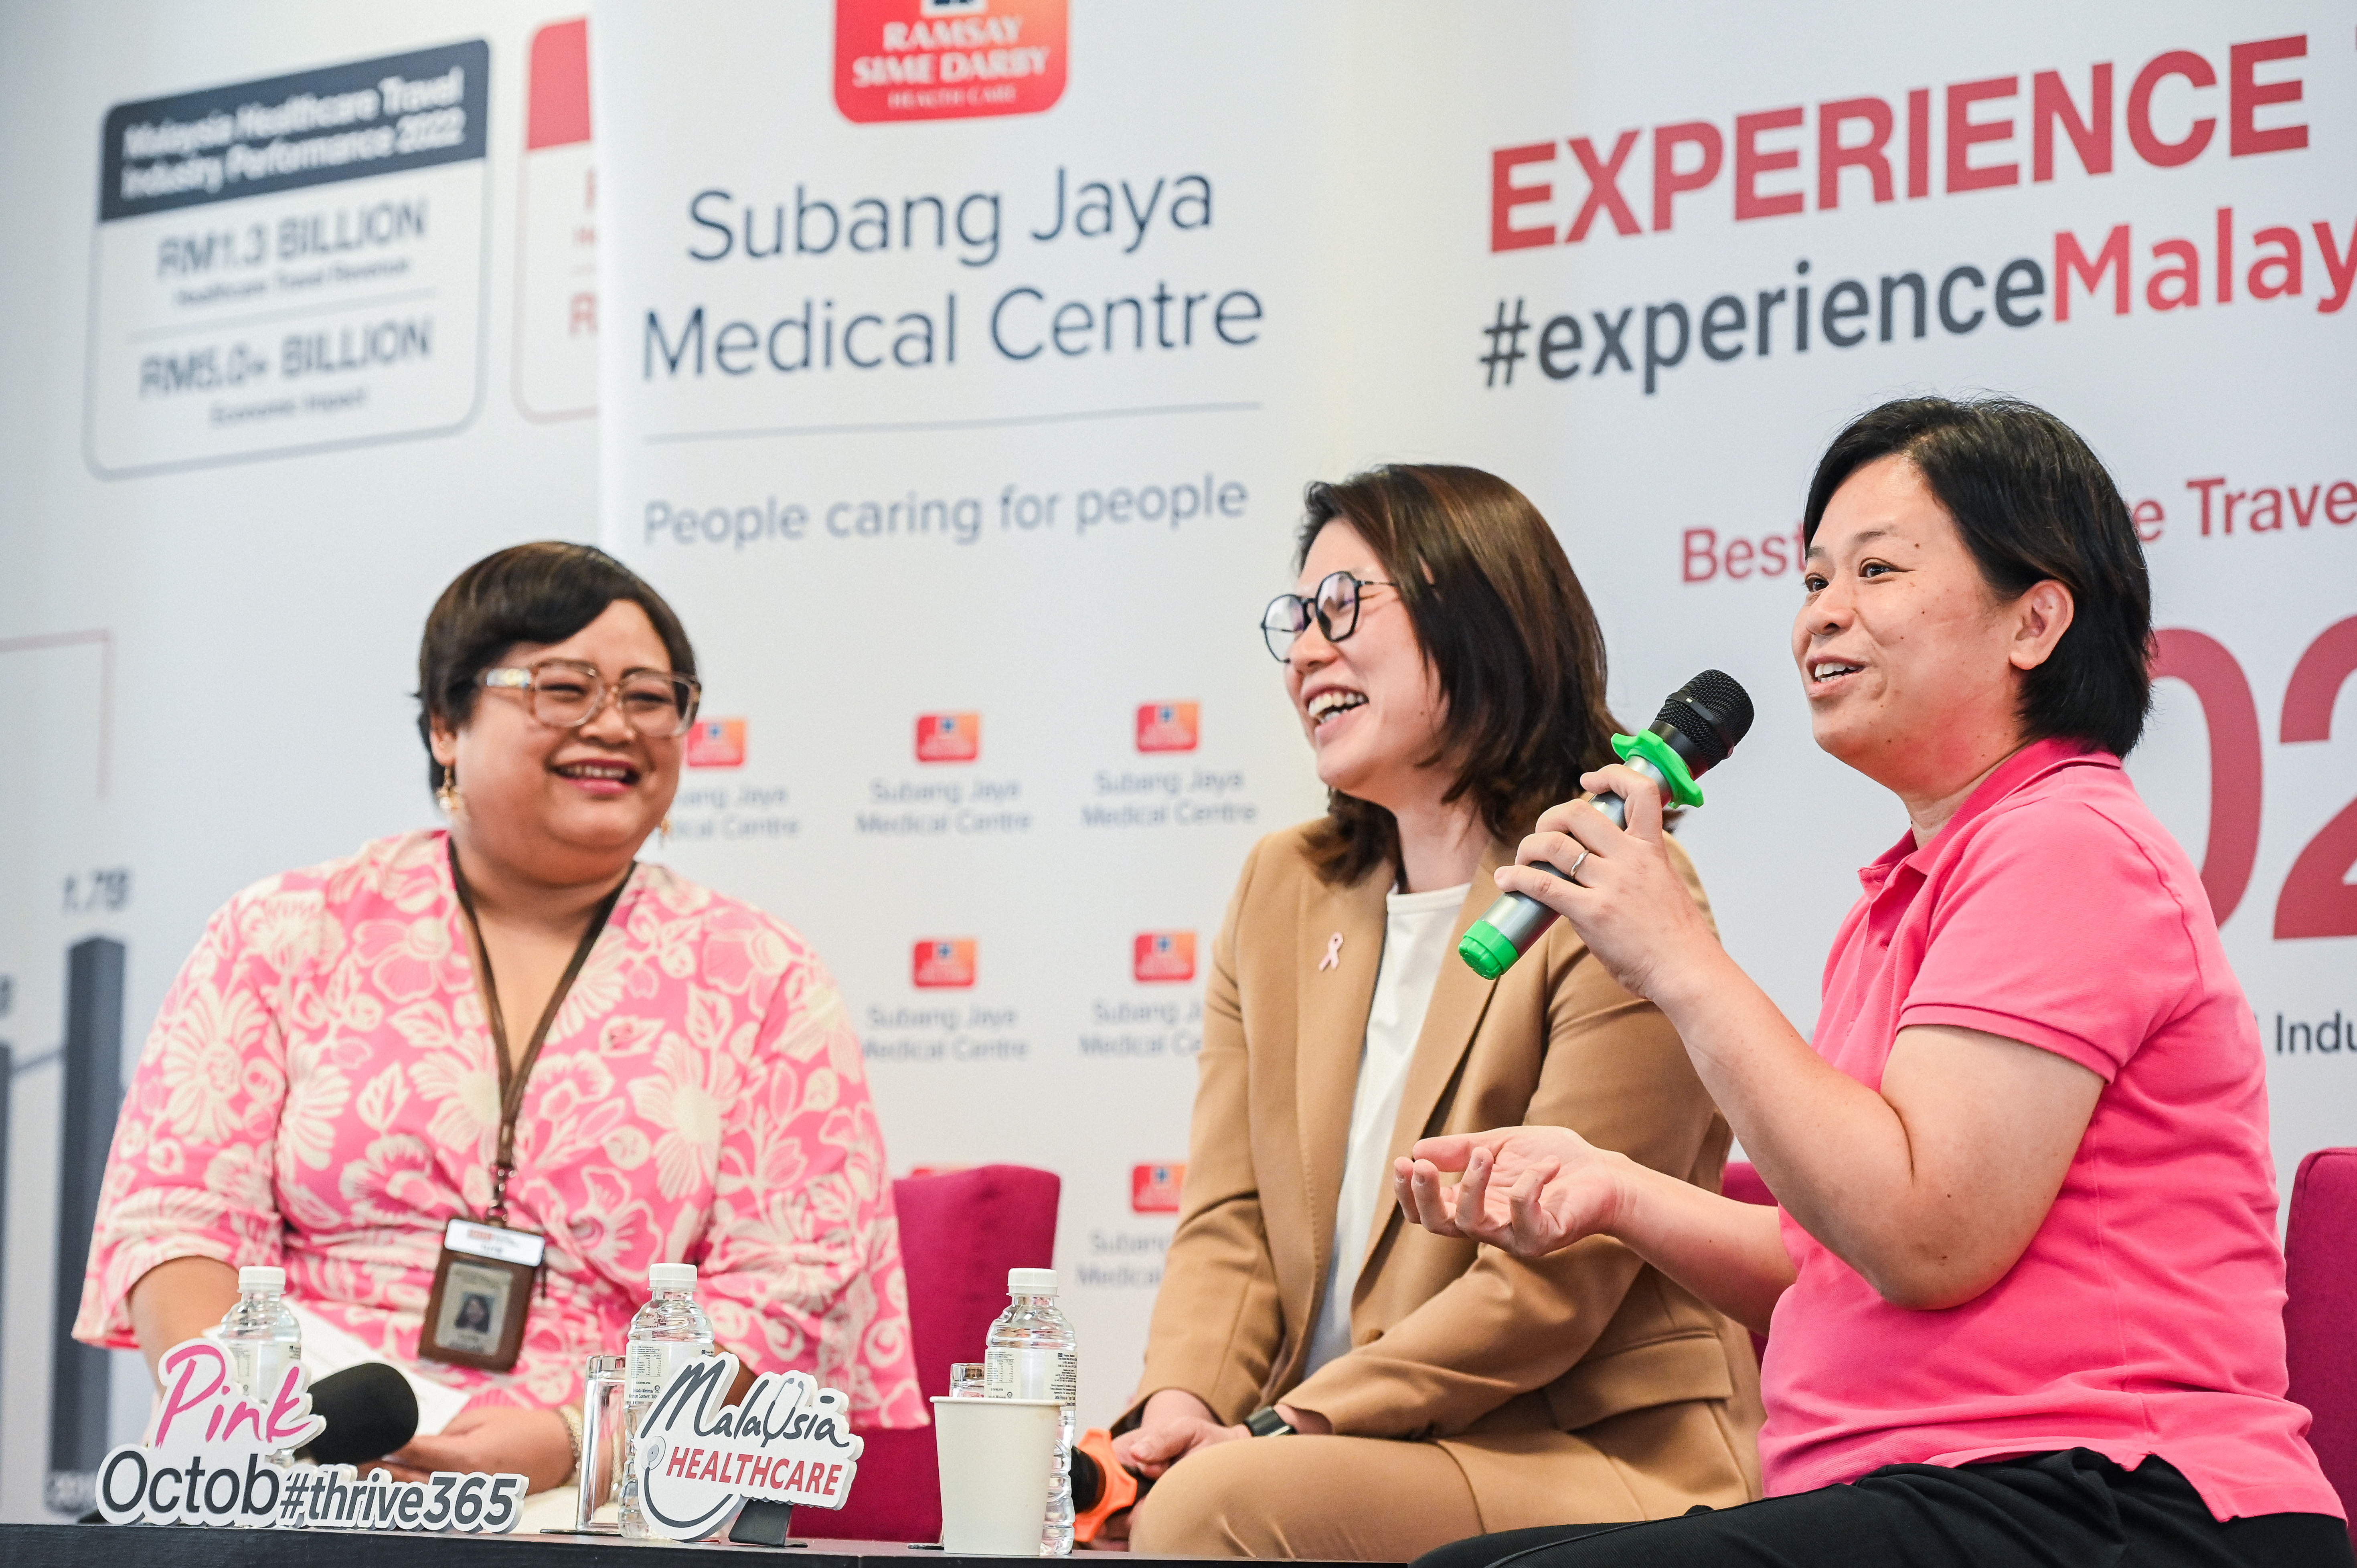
[[1409, 1451, 2354, 1568]]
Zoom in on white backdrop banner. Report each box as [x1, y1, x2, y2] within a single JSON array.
[[0, 0, 603, 1519], [593, 0, 1344, 1429], [0, 0, 2345, 1498], [1328, 0, 2356, 1207], [595, 0, 2353, 1432]]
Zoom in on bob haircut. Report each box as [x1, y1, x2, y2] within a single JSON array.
[[1296, 464, 1625, 887], [415, 541, 697, 795], [1802, 396, 2152, 759]]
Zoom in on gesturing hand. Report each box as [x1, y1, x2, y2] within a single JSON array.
[[381, 1404, 575, 1493], [1393, 1126, 1629, 1259]]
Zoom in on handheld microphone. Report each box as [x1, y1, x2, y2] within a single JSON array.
[[297, 1361, 421, 1467], [1458, 670, 1755, 979], [1070, 1426, 1155, 1543]]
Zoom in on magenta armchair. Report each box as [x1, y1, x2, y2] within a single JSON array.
[[2285, 1147, 2357, 1530], [800, 1163, 1062, 1544]]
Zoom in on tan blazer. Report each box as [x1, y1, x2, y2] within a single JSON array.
[[1124, 823, 1762, 1526]]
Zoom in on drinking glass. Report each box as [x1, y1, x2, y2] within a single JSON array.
[[575, 1353, 628, 1532]]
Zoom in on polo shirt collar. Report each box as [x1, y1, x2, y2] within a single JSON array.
[[1857, 735, 2118, 892]]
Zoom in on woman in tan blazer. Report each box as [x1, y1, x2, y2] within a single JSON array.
[[1106, 465, 1762, 1559]]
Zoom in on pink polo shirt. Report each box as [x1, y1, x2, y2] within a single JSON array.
[[1757, 737, 2340, 1521]]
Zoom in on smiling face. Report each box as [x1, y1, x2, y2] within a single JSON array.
[[1795, 455, 2067, 803], [429, 598, 682, 884], [1282, 521, 1452, 814]]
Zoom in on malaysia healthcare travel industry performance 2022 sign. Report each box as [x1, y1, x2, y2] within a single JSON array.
[[85, 40, 491, 476]]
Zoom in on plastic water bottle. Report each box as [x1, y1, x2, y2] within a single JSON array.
[[984, 1267, 1077, 1556], [213, 1265, 301, 1405], [617, 1262, 715, 1540]]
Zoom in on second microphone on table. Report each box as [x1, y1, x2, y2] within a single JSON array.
[[298, 1361, 421, 1467]]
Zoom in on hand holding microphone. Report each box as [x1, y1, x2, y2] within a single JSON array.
[[1460, 671, 1755, 980]]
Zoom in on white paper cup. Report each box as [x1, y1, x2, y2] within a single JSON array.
[[932, 1396, 1061, 1554]]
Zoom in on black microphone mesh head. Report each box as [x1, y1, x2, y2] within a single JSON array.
[[1069, 1446, 1105, 1512], [1653, 670, 1756, 773], [302, 1361, 420, 1466]]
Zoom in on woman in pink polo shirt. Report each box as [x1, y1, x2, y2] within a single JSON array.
[[1394, 397, 2350, 1568]]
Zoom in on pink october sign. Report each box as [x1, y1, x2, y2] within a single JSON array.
[[95, 1337, 525, 1532]]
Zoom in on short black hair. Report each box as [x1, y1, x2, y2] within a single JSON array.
[[416, 542, 696, 795], [1802, 396, 2152, 758]]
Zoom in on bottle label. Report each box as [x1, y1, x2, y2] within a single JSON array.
[[226, 1342, 291, 1404], [985, 1346, 1077, 1406], [626, 1339, 700, 1404]]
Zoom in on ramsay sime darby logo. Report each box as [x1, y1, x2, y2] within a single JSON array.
[[834, 0, 1067, 125], [1133, 932, 1196, 983], [912, 939, 977, 988], [915, 711, 980, 763], [1131, 1163, 1185, 1214], [1135, 701, 1199, 753], [685, 718, 746, 768]]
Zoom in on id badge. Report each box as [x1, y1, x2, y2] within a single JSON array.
[[419, 1217, 545, 1372]]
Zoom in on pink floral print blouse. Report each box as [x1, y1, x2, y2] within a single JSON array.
[[76, 830, 925, 1426]]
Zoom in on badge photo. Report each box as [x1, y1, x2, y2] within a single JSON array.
[[418, 1218, 544, 1372]]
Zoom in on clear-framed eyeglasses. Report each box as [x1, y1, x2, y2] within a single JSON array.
[[1259, 571, 1397, 662], [476, 659, 703, 738]]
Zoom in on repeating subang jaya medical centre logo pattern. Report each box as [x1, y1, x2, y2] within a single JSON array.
[[915, 710, 980, 763], [1132, 932, 1196, 983], [685, 718, 746, 767], [834, 0, 1067, 124], [1135, 701, 1199, 753], [1130, 1164, 1184, 1214], [912, 939, 977, 988]]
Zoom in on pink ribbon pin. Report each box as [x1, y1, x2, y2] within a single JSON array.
[[1318, 932, 1344, 971]]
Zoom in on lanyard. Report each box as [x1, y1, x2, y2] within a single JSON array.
[[446, 839, 630, 1226]]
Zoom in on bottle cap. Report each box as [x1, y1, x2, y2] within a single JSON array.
[[650, 1263, 698, 1291], [1008, 1267, 1058, 1296], [238, 1265, 285, 1294]]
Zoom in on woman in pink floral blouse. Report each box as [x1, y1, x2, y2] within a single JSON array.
[[76, 542, 923, 1491]]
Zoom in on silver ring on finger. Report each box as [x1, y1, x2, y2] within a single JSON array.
[[1562, 849, 1590, 884]]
